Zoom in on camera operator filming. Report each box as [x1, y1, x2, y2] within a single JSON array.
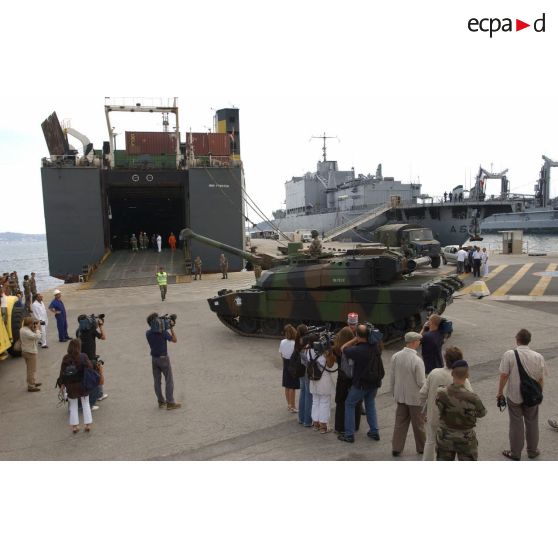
[[76, 313, 107, 410], [146, 313, 181, 410]]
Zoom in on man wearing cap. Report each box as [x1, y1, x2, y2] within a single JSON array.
[[48, 289, 71, 342], [436, 360, 487, 461], [390, 332, 426, 457]]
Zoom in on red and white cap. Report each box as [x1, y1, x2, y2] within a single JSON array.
[[347, 312, 359, 325]]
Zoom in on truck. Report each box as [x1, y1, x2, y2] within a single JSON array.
[[373, 224, 442, 268]]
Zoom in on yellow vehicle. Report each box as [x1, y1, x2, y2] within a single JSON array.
[[0, 296, 25, 360]]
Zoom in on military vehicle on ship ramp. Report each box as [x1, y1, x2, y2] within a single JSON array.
[[373, 223, 442, 269], [181, 229, 463, 341]]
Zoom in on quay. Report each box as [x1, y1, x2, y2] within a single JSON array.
[[0, 251, 557, 461]]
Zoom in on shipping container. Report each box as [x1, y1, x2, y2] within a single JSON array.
[[125, 131, 177, 155], [186, 132, 231, 156]]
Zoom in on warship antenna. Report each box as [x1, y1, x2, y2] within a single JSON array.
[[311, 132, 338, 162]]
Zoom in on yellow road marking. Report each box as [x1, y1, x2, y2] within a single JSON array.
[[459, 264, 507, 294], [529, 263, 558, 296], [492, 264, 533, 296]]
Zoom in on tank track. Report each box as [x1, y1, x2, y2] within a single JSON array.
[[213, 274, 464, 343]]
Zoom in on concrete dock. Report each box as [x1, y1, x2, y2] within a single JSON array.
[[0, 253, 557, 461]]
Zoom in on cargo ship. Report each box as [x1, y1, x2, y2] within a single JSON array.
[[40, 98, 246, 282], [254, 139, 558, 245]]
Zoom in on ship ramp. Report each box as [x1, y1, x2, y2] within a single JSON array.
[[323, 203, 391, 242], [87, 249, 187, 289]]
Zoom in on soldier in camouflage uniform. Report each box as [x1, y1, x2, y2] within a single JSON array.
[[194, 256, 202, 280], [23, 274, 32, 312], [220, 253, 228, 279], [308, 230, 322, 257], [435, 360, 487, 461]]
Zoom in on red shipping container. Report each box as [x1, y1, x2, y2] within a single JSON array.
[[187, 132, 230, 156], [125, 131, 177, 155]]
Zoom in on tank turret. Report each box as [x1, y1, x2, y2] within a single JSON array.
[[185, 229, 464, 341]]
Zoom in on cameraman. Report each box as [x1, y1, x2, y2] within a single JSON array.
[[146, 313, 181, 410], [76, 314, 107, 409], [337, 324, 383, 444]]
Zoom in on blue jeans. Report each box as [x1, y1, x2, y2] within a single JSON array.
[[344, 385, 378, 438], [89, 385, 102, 407], [298, 375, 313, 426]]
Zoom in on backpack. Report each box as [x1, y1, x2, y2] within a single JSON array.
[[81, 355, 101, 392], [359, 345, 385, 388], [60, 361, 80, 385], [306, 352, 325, 382], [288, 348, 306, 379], [514, 350, 543, 407]]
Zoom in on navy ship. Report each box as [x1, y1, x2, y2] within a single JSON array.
[[40, 98, 245, 282], [256, 137, 557, 245]]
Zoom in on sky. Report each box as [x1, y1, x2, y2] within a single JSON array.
[[1, 1, 557, 233], [3, 0, 558, 552]]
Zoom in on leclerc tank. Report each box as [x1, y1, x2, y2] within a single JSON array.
[[181, 229, 464, 340]]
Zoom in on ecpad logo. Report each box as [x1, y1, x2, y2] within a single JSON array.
[[468, 13, 546, 37]]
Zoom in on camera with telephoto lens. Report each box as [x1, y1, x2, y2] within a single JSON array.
[[497, 395, 507, 412], [150, 313, 177, 333], [78, 313, 106, 332]]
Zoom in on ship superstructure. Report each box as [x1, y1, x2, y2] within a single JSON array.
[[40, 98, 245, 279], [258, 145, 558, 245]]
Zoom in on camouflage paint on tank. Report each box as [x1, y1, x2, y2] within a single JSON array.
[[183, 227, 464, 339]]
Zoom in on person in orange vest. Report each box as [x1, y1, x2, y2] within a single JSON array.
[[168, 233, 177, 251]]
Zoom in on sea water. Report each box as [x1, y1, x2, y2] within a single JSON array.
[[0, 238, 63, 292]]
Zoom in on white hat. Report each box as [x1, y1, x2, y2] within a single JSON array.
[[53, 289, 61, 295], [405, 331, 422, 343]]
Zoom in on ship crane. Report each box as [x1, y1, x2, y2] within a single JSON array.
[[64, 127, 94, 163], [535, 155, 558, 208], [470, 166, 509, 201]]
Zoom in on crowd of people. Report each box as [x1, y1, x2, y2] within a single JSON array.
[[129, 232, 178, 253], [278, 312, 551, 460], [456, 245, 489, 277]]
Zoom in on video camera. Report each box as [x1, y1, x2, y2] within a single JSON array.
[[77, 313, 105, 332], [149, 313, 177, 333], [363, 322, 383, 345], [301, 326, 334, 356]]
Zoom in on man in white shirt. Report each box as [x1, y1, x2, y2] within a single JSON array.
[[31, 293, 49, 348], [390, 331, 426, 457], [498, 329, 548, 460], [456, 246, 467, 274], [472, 246, 482, 277]]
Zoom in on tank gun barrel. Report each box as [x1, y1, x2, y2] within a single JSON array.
[[180, 228, 279, 269]]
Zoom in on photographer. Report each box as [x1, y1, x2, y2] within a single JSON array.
[[146, 313, 181, 410], [337, 324, 384, 444], [76, 314, 107, 409], [20, 316, 43, 392]]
